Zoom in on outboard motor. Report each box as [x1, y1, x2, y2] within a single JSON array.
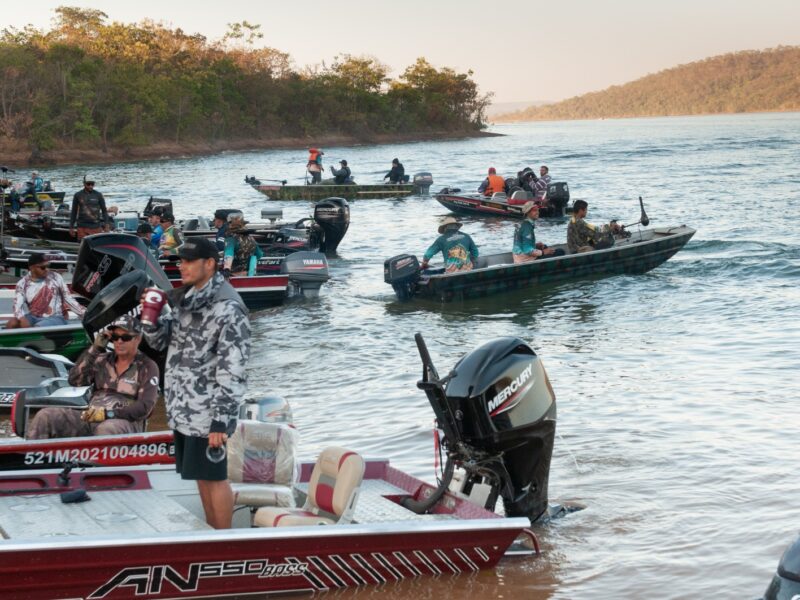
[[412, 172, 434, 195], [280, 251, 329, 298], [545, 182, 570, 216], [71, 233, 171, 299], [383, 254, 420, 302], [404, 334, 556, 523], [763, 535, 800, 600], [313, 197, 350, 254]]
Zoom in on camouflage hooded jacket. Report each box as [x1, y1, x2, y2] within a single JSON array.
[[143, 272, 251, 436]]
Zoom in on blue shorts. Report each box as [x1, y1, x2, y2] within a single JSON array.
[[25, 313, 68, 327]]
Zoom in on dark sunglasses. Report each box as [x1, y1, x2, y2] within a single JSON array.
[[109, 333, 136, 342]]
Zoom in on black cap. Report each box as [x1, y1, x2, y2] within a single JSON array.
[[339, 159, 347, 166], [137, 223, 153, 234], [28, 253, 49, 267], [109, 315, 143, 334], [392, 158, 399, 164], [160, 212, 175, 223], [177, 237, 219, 260], [213, 209, 227, 220]]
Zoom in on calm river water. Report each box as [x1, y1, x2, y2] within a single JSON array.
[[30, 113, 800, 598]]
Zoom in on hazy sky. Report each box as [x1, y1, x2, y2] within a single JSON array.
[[8, 1, 800, 103]]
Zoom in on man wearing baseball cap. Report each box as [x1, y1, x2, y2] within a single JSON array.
[[26, 315, 159, 439], [69, 174, 110, 240], [5, 254, 85, 329], [142, 236, 250, 529], [329, 159, 352, 185]]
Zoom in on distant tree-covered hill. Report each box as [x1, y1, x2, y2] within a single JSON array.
[[495, 47, 800, 122], [0, 7, 490, 160]]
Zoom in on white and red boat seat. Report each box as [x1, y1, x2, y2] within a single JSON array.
[[254, 446, 364, 527], [227, 420, 299, 509]]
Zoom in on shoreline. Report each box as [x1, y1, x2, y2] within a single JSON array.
[[491, 107, 800, 124], [0, 130, 502, 168]]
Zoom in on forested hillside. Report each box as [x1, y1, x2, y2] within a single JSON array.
[[0, 7, 490, 160], [496, 47, 800, 122]]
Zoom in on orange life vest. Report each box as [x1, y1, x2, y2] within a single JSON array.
[[485, 174, 506, 196], [307, 149, 321, 166]]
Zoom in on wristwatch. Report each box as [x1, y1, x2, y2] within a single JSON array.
[[106, 409, 116, 420]]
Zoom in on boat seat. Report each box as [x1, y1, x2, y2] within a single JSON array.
[[227, 420, 298, 509], [490, 192, 508, 202], [254, 446, 364, 527], [509, 190, 532, 205], [474, 254, 512, 269]]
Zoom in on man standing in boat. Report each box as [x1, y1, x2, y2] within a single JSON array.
[[26, 315, 159, 439], [142, 237, 251, 529], [534, 165, 551, 199], [478, 167, 506, 197], [567, 200, 617, 253], [222, 215, 263, 277], [213, 209, 229, 252], [307, 148, 324, 184], [513, 202, 563, 263], [421, 216, 479, 273], [69, 175, 110, 240]]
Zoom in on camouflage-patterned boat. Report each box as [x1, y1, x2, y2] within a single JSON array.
[[385, 225, 696, 302], [246, 173, 433, 201]]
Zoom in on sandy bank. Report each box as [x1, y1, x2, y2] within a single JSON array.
[[0, 130, 502, 168]]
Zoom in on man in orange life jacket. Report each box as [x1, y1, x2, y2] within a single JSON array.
[[478, 167, 506, 197], [307, 148, 324, 184]]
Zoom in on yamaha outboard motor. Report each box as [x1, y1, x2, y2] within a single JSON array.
[[313, 197, 350, 254], [281, 251, 329, 298], [412, 172, 434, 195], [404, 334, 556, 523], [384, 254, 420, 302], [763, 535, 800, 600]]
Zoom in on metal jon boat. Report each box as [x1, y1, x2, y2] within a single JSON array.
[[385, 225, 696, 302], [246, 173, 433, 201]]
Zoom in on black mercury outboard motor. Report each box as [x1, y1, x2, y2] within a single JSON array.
[[313, 197, 350, 254], [72, 234, 173, 371], [403, 334, 556, 523], [412, 172, 434, 195], [280, 251, 330, 298], [383, 254, 420, 302], [545, 182, 570, 216], [763, 535, 800, 600]]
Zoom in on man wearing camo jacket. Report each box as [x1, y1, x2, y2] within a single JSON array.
[[142, 236, 250, 529]]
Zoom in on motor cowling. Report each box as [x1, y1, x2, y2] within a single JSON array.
[[546, 182, 570, 216], [763, 535, 800, 600], [384, 254, 420, 302], [412, 172, 434, 195], [313, 197, 350, 254], [444, 337, 556, 522], [280, 251, 329, 297]]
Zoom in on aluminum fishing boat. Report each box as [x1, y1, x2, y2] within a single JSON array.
[[246, 173, 433, 201]]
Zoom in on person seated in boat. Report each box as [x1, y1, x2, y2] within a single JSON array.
[[513, 202, 564, 264], [421, 216, 479, 273], [307, 148, 324, 184], [5, 254, 85, 329], [158, 212, 183, 257], [222, 215, 263, 278], [26, 316, 159, 439], [567, 199, 619, 253], [478, 167, 507, 197], [534, 165, 551, 199], [384, 158, 406, 184], [30, 171, 44, 193], [147, 207, 164, 250], [213, 209, 228, 252], [329, 160, 353, 185]]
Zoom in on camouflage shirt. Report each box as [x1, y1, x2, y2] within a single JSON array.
[[69, 189, 108, 228], [143, 273, 250, 437], [567, 216, 605, 253], [68, 347, 160, 424]]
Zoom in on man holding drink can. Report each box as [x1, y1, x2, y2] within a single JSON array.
[[141, 237, 250, 529]]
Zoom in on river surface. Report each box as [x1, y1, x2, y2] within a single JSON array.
[[20, 113, 800, 598]]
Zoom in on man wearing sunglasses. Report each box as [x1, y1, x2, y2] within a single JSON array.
[[26, 315, 159, 439], [69, 174, 110, 240], [6, 254, 85, 329]]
